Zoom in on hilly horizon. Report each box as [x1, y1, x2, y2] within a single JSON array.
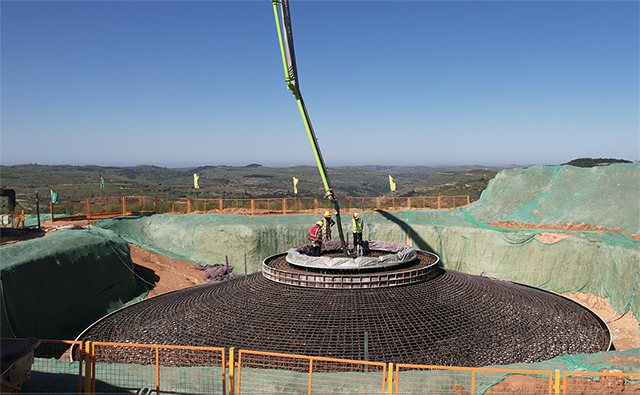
[[1, 163, 508, 213], [1, 158, 632, 214]]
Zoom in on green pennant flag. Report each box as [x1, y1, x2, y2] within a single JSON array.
[[100, 177, 105, 190], [51, 189, 59, 204]]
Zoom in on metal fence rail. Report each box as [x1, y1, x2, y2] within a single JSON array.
[[49, 195, 470, 222], [89, 342, 226, 395], [236, 349, 388, 395]]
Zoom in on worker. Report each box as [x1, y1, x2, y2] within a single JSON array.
[[322, 211, 335, 242], [352, 213, 363, 252], [308, 220, 323, 256]]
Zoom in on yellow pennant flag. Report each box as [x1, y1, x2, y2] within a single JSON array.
[[389, 175, 396, 192], [293, 177, 299, 194], [193, 173, 200, 189]]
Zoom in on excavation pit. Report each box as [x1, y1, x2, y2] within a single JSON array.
[[76, 241, 611, 367]]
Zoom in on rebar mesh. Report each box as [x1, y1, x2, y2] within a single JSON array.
[[264, 251, 440, 288], [78, 250, 610, 367]]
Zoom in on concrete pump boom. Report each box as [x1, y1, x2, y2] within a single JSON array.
[[272, 0, 348, 255]]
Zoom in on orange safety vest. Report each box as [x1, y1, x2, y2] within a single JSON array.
[[308, 226, 321, 243]]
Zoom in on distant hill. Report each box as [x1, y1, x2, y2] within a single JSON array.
[[0, 164, 514, 213], [562, 158, 632, 168]]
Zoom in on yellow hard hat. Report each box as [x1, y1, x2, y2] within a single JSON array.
[[353, 213, 359, 219], [317, 220, 323, 226], [324, 211, 331, 217]]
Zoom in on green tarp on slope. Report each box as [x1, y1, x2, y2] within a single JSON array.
[[0, 227, 139, 340], [466, 163, 639, 234], [96, 213, 335, 272], [404, 211, 638, 323]]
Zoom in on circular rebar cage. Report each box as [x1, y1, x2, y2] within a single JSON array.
[[265, 249, 440, 288], [77, 246, 610, 367]]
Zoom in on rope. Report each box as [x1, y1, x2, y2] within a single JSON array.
[[105, 240, 156, 288]]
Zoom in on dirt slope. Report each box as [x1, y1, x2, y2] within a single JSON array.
[[130, 243, 203, 299]]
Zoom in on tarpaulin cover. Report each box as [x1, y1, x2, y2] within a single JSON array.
[[466, 163, 640, 234], [0, 227, 140, 340], [286, 240, 417, 269]]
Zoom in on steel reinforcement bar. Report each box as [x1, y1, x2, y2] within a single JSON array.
[[262, 250, 441, 289]]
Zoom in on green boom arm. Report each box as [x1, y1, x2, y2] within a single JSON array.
[[272, 0, 348, 255]]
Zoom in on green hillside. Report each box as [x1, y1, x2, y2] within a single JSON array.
[[561, 158, 632, 167]]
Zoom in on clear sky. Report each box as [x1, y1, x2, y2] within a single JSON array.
[[1, 1, 638, 168]]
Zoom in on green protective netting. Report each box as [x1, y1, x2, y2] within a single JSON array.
[[401, 209, 639, 319], [494, 346, 640, 376], [0, 227, 143, 340], [96, 213, 342, 273], [21, 359, 384, 394], [471, 347, 640, 394], [20, 358, 225, 394], [465, 163, 640, 234], [23, 214, 51, 227], [396, 347, 640, 395]]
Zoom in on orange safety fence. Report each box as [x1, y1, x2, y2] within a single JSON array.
[[236, 349, 388, 395], [89, 342, 226, 394], [1, 211, 25, 228], [11, 338, 634, 395], [49, 195, 471, 221], [562, 371, 640, 394], [394, 363, 554, 395], [344, 196, 470, 211]]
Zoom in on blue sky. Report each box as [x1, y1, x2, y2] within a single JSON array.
[[1, 1, 638, 168]]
